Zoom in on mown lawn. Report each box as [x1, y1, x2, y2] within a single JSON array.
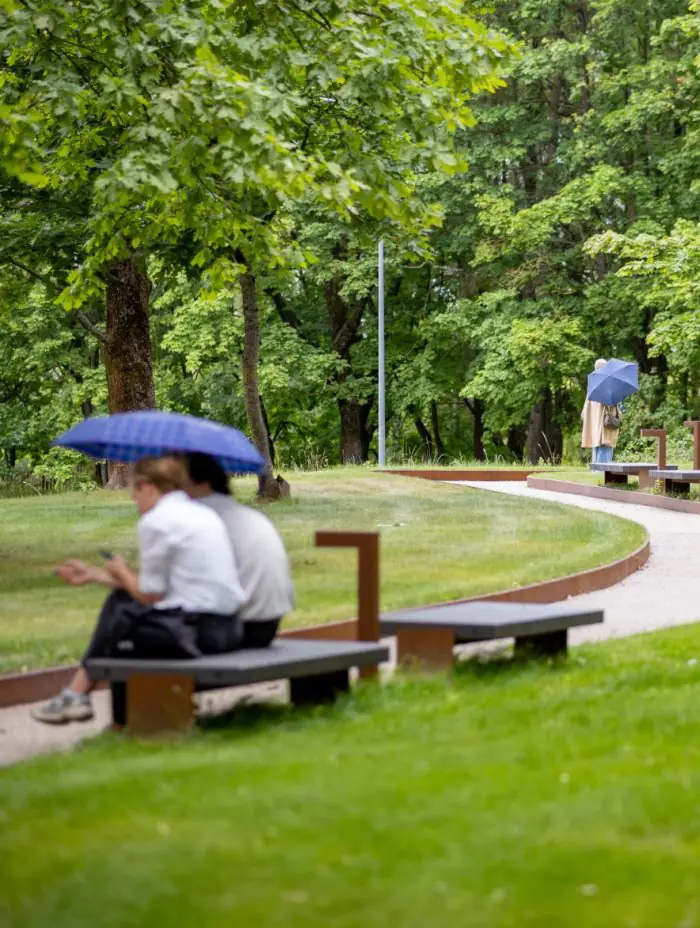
[[2, 624, 700, 927], [0, 470, 646, 673], [537, 469, 603, 486]]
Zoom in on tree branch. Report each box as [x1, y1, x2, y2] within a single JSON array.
[[4, 257, 57, 289], [4, 257, 109, 345], [333, 296, 370, 357], [267, 288, 304, 331], [75, 310, 110, 346]]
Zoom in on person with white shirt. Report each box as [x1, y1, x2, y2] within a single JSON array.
[[32, 455, 245, 726], [186, 453, 293, 648]]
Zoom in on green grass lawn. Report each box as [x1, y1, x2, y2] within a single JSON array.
[[539, 469, 606, 486], [0, 470, 646, 673], [3, 624, 700, 927]]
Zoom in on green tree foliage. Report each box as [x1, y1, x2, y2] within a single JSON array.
[[390, 0, 700, 464], [3, 0, 700, 476], [0, 0, 512, 485]]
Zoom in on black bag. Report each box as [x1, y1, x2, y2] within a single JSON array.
[[604, 406, 621, 429], [109, 606, 201, 659]]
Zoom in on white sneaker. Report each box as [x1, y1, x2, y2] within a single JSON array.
[[31, 690, 94, 725]]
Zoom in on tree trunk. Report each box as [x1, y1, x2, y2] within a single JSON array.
[[471, 399, 485, 462], [324, 264, 371, 465], [507, 425, 526, 462], [430, 401, 446, 460], [464, 397, 486, 462], [360, 398, 374, 462], [410, 406, 434, 461], [526, 390, 562, 465], [260, 395, 276, 466], [104, 259, 156, 489], [339, 398, 367, 464], [526, 401, 545, 465], [238, 259, 283, 499]]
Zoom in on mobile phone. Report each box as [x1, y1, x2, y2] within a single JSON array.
[[99, 550, 114, 560]]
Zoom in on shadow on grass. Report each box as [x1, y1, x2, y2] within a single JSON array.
[[453, 645, 570, 683], [197, 700, 295, 735], [195, 694, 351, 737], [197, 649, 575, 737]]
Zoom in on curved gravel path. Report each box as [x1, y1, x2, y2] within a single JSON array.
[[2, 479, 696, 767], [454, 480, 700, 645]]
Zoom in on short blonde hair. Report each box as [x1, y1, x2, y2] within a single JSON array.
[[595, 358, 607, 371], [132, 455, 186, 493]]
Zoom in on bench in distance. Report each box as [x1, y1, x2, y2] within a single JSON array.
[[650, 469, 700, 495], [381, 601, 604, 670], [590, 462, 676, 489]]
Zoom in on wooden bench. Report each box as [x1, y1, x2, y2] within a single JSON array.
[[87, 638, 389, 736], [649, 469, 700, 495], [590, 462, 676, 489], [380, 601, 604, 670]]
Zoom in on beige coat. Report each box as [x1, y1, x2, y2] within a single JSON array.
[[581, 400, 620, 449]]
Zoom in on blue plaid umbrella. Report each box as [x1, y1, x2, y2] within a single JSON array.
[[54, 411, 265, 475], [587, 359, 639, 406]]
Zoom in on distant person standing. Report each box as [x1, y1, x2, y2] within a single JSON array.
[[582, 358, 621, 463]]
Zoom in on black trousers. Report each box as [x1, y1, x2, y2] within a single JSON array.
[[83, 591, 242, 725], [240, 618, 281, 649]]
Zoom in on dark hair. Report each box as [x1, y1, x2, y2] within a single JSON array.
[[187, 453, 231, 495]]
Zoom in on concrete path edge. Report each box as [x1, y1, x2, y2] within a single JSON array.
[[529, 476, 700, 515]]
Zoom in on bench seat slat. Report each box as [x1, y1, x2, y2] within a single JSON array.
[[380, 602, 603, 640], [87, 639, 389, 686], [590, 463, 677, 474]]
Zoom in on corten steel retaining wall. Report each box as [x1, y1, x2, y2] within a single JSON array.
[[0, 539, 650, 709], [384, 469, 537, 482], [528, 476, 700, 515]]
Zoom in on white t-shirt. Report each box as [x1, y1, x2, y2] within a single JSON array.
[[138, 490, 245, 615], [197, 494, 293, 622]]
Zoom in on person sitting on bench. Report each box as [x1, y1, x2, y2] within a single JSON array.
[[186, 453, 293, 648], [32, 455, 245, 725]]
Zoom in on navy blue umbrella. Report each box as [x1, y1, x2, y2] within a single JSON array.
[[587, 359, 639, 406], [54, 410, 265, 475]]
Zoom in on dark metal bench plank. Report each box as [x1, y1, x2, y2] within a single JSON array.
[[651, 470, 700, 481], [590, 463, 670, 474], [381, 602, 603, 640], [87, 639, 388, 686]]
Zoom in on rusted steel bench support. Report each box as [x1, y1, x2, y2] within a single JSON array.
[[315, 530, 380, 680], [398, 625, 570, 669], [686, 421, 700, 471], [397, 627, 456, 671], [640, 428, 668, 471], [112, 675, 194, 736]]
